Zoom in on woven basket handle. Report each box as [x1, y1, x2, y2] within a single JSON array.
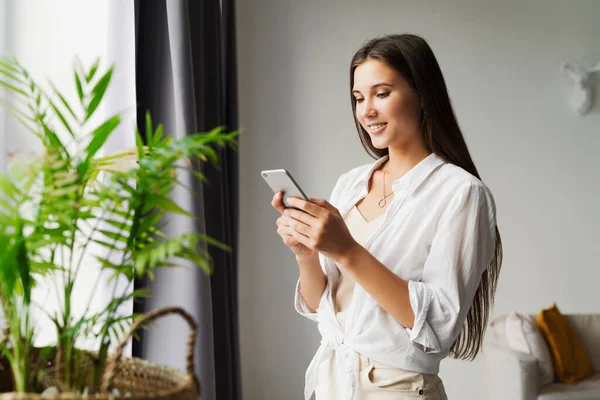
[[100, 306, 199, 394]]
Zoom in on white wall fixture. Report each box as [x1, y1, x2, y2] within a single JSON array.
[[562, 61, 600, 116]]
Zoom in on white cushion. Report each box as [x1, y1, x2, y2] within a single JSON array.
[[490, 312, 554, 387], [563, 314, 600, 372]]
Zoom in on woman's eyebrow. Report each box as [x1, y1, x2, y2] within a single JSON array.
[[352, 82, 393, 94]]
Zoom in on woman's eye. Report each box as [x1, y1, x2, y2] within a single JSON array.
[[355, 93, 387, 103]]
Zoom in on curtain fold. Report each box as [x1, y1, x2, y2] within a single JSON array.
[[188, 1, 241, 399], [133, 1, 241, 399]]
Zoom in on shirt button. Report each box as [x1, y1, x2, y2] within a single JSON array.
[[344, 353, 349, 359]]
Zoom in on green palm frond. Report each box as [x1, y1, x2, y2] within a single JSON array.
[[0, 54, 239, 393]]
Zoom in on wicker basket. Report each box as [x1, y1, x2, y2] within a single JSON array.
[[0, 306, 200, 400]]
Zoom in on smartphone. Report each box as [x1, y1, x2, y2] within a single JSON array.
[[261, 169, 309, 208]]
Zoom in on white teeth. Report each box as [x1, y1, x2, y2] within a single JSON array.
[[370, 123, 386, 130]]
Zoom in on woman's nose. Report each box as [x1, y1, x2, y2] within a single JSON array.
[[360, 100, 377, 119]]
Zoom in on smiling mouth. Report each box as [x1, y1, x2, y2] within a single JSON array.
[[368, 122, 387, 134]]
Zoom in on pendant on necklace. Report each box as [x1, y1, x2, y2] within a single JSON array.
[[378, 198, 387, 208]]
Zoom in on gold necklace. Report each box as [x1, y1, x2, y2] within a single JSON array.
[[378, 170, 394, 208]]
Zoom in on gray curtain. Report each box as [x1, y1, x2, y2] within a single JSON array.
[[133, 1, 241, 400]]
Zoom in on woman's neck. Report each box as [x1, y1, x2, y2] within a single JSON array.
[[382, 145, 432, 179]]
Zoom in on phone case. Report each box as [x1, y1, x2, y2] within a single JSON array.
[[261, 169, 308, 208]]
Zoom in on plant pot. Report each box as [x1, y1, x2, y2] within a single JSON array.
[[0, 307, 199, 400]]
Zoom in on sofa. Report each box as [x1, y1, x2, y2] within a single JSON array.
[[483, 313, 600, 400]]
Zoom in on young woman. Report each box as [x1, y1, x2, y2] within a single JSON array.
[[271, 33, 502, 400]]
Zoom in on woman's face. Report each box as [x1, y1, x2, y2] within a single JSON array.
[[352, 58, 422, 150]]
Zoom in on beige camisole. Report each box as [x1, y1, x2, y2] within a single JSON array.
[[334, 205, 384, 328]]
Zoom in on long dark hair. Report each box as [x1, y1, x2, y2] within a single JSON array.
[[350, 34, 503, 361]]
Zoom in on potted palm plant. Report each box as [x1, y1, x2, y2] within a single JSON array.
[[0, 54, 237, 398]]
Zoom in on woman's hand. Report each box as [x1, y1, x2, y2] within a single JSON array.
[[283, 196, 359, 263], [271, 192, 316, 259]]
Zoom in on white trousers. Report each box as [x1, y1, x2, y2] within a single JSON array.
[[315, 350, 448, 400]]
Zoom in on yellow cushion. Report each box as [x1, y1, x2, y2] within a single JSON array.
[[537, 304, 593, 383]]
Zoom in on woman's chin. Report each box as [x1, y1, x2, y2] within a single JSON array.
[[370, 137, 389, 149]]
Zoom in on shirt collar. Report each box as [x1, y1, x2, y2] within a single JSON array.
[[355, 152, 446, 195]]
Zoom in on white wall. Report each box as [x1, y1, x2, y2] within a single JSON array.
[[237, 1, 600, 399], [1, 0, 136, 351]]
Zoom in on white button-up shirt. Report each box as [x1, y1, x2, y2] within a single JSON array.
[[294, 153, 497, 400]]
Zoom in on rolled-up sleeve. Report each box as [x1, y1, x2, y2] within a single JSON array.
[[294, 278, 319, 322], [405, 182, 497, 353]]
